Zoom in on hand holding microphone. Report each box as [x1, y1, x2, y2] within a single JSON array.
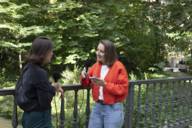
[[52, 72, 64, 96], [81, 67, 88, 78], [52, 71, 63, 128], [81, 59, 92, 78]]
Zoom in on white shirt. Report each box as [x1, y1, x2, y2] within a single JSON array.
[[98, 65, 109, 100]]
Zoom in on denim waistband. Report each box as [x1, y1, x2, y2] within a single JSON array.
[[97, 100, 105, 105]]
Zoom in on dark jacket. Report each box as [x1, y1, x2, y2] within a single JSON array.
[[20, 63, 55, 112]]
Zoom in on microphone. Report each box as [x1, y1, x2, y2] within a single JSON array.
[[52, 71, 62, 128], [52, 71, 62, 82], [84, 59, 92, 72]]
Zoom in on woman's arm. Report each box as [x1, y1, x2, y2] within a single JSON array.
[[36, 81, 55, 109], [80, 64, 95, 87], [105, 65, 129, 96]]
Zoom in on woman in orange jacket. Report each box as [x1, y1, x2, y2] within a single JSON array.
[[81, 40, 129, 128]]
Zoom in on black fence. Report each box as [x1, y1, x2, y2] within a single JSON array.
[[0, 77, 192, 128], [125, 77, 192, 128]]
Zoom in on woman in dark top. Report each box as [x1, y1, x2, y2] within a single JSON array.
[[19, 37, 63, 128]]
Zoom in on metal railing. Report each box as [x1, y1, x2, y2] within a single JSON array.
[[0, 89, 17, 128], [125, 77, 192, 128], [0, 77, 192, 128]]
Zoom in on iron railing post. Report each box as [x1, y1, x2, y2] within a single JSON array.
[[12, 94, 18, 128], [124, 83, 134, 128]]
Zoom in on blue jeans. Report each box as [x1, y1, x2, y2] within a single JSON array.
[[22, 109, 52, 128], [88, 102, 124, 128]]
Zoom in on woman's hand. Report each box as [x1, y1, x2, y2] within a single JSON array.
[[81, 67, 87, 78], [90, 77, 105, 87], [57, 85, 64, 96], [53, 82, 64, 96]]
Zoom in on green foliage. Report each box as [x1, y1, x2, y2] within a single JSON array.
[[0, 96, 14, 119], [0, 0, 192, 126], [60, 66, 81, 84], [1, 0, 192, 75]]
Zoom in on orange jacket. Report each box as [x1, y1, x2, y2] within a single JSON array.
[[81, 60, 129, 105]]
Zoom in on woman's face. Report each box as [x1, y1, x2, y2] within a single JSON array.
[[43, 50, 53, 64], [96, 43, 105, 63]]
